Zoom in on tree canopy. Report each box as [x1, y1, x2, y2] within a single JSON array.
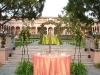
[[62, 0, 100, 22], [0, 0, 46, 25], [58, 0, 100, 34]]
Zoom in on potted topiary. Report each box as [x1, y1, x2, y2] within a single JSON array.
[[71, 29, 88, 75], [15, 27, 33, 75]]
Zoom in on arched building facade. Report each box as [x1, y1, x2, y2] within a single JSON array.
[[92, 19, 100, 35], [0, 17, 71, 35], [1, 17, 98, 36]]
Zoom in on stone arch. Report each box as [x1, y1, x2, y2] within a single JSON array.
[[11, 26, 15, 34], [37, 27, 41, 34], [16, 26, 20, 35], [31, 26, 36, 34], [44, 27, 47, 34], [4, 25, 6, 29], [40, 20, 57, 35], [39, 20, 62, 45]]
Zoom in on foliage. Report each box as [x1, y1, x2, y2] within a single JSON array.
[[39, 24, 44, 44], [59, 0, 94, 34], [19, 27, 31, 45], [42, 20, 57, 25], [71, 61, 88, 75], [63, 0, 97, 22], [59, 14, 92, 37], [14, 41, 31, 47], [0, 0, 46, 25], [39, 21, 63, 44], [93, 35, 100, 47], [15, 59, 33, 75], [94, 37, 99, 46], [55, 22, 63, 44], [72, 30, 83, 46], [94, 63, 100, 69]]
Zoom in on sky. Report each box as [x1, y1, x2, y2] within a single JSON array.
[[42, 0, 68, 17]]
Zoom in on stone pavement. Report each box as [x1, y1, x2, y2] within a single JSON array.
[[0, 65, 100, 75], [0, 42, 100, 75]]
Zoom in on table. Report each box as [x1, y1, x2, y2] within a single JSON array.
[[33, 54, 71, 75], [42, 36, 60, 45]]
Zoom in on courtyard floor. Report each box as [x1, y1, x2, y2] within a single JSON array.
[[0, 41, 100, 75]]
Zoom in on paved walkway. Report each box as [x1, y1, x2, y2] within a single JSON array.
[[0, 65, 100, 75], [0, 41, 100, 75]]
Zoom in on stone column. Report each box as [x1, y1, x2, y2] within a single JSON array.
[[52, 27, 54, 36], [47, 27, 49, 35], [10, 27, 11, 34], [35, 27, 38, 34], [63, 29, 66, 35]]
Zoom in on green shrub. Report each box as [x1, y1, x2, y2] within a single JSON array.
[[70, 61, 88, 75], [94, 63, 100, 69], [15, 59, 33, 75]]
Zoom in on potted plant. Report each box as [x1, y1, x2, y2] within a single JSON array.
[[88, 35, 100, 63], [15, 27, 33, 75], [94, 63, 100, 69], [71, 61, 88, 75], [71, 30, 88, 75], [15, 58, 33, 75]]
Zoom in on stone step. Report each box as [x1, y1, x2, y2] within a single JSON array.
[[8, 55, 90, 60], [11, 53, 89, 57], [8, 56, 91, 60], [14, 47, 85, 50], [6, 46, 93, 66], [5, 59, 93, 66]]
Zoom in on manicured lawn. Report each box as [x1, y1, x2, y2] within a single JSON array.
[[14, 38, 39, 47], [62, 39, 86, 48], [14, 37, 86, 48]]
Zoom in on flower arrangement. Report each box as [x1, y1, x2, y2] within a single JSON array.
[[92, 35, 100, 49], [94, 36, 99, 49], [0, 33, 6, 48], [72, 30, 83, 46], [19, 27, 31, 44], [1, 38, 6, 48]]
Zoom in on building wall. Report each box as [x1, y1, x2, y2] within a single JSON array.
[[0, 17, 69, 35], [1, 17, 99, 37]]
